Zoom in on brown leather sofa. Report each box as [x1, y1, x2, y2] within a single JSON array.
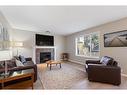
[[85, 56, 121, 85], [0, 57, 37, 82]]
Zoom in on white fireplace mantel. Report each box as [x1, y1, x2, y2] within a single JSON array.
[[34, 46, 56, 63], [35, 46, 56, 49]]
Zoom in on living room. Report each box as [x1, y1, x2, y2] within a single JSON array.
[[1, 5, 127, 91]]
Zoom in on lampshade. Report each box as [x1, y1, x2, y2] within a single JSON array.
[[0, 50, 11, 61]]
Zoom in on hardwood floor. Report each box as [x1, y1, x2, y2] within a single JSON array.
[[32, 75, 44, 89], [33, 61, 127, 89]]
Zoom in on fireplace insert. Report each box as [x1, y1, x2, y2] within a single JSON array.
[[40, 52, 51, 63]]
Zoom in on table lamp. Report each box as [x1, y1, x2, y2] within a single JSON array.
[[11, 41, 23, 56], [0, 50, 12, 76]]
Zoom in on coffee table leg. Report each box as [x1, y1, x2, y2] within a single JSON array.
[[50, 64, 52, 70], [60, 63, 61, 68]]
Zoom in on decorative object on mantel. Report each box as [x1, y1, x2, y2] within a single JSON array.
[[104, 30, 127, 47], [61, 53, 69, 61], [0, 50, 11, 76], [0, 23, 10, 50], [45, 31, 51, 34]]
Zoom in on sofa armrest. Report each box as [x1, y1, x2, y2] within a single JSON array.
[[88, 64, 121, 85], [88, 64, 121, 71], [86, 60, 100, 64]]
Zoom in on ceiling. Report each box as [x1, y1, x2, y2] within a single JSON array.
[[1, 6, 127, 35]]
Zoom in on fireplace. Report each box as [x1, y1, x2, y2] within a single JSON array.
[[36, 48, 55, 64], [40, 52, 51, 63]]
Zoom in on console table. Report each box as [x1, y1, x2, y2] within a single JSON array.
[[0, 69, 34, 89]]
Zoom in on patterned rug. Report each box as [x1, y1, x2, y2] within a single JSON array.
[[37, 62, 87, 89]]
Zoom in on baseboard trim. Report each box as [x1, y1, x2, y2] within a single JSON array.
[[121, 73, 127, 77], [69, 59, 127, 78], [68, 59, 84, 65]]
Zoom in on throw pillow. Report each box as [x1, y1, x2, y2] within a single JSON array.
[[19, 55, 26, 64], [16, 59, 24, 67], [14, 56, 20, 60], [0, 61, 4, 69], [100, 56, 113, 65]]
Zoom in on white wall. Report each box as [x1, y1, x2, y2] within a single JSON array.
[[0, 11, 11, 29], [54, 35, 66, 60], [0, 10, 66, 63], [0, 11, 13, 59], [10, 29, 34, 58], [10, 29, 66, 63], [66, 17, 127, 75]]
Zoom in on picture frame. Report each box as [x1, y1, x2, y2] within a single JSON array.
[[104, 30, 127, 47]]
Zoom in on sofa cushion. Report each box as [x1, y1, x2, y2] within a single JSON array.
[[0, 61, 4, 69], [7, 60, 17, 68], [111, 61, 118, 66], [14, 56, 20, 60], [24, 61, 34, 66], [19, 55, 27, 64], [100, 56, 114, 65], [16, 59, 24, 67], [0, 60, 17, 69]]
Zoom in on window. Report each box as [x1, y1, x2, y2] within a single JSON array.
[[76, 32, 100, 57]]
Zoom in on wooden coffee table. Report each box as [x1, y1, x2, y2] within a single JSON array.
[[46, 60, 62, 70]]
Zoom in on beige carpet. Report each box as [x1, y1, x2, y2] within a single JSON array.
[[37, 62, 127, 89], [37, 62, 87, 89]]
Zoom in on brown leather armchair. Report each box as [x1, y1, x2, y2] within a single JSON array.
[[85, 56, 121, 85]]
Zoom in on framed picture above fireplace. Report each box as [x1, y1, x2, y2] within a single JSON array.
[[104, 30, 127, 47]]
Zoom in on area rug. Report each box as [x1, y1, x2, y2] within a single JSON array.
[[37, 62, 87, 89]]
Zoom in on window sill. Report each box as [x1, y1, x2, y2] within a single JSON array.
[[76, 55, 100, 59]]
